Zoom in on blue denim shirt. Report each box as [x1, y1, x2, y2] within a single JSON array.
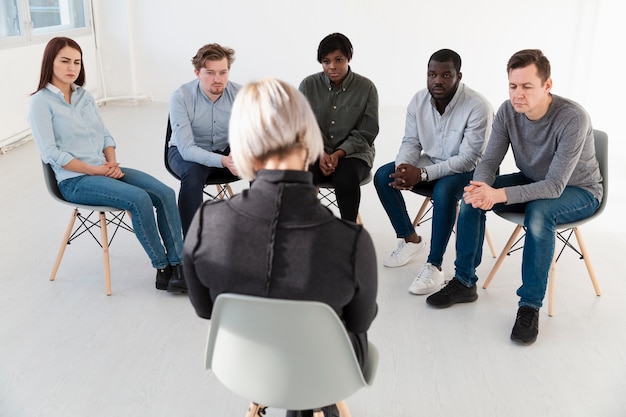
[[28, 84, 116, 183], [168, 79, 241, 167]]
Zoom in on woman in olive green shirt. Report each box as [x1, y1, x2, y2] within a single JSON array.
[[299, 32, 379, 222]]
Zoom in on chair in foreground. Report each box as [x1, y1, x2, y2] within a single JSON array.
[[482, 129, 608, 316], [317, 172, 372, 225], [42, 162, 133, 295], [205, 293, 379, 417], [164, 117, 238, 200]]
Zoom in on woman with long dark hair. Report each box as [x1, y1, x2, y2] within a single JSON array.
[[28, 37, 186, 293]]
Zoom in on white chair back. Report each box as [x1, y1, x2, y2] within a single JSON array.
[[205, 293, 378, 411]]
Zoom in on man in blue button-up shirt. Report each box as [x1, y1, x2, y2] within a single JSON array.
[[168, 43, 241, 236]]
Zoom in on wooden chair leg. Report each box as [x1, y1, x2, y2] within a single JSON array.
[[99, 212, 112, 296], [244, 403, 266, 417], [412, 198, 431, 228], [225, 184, 234, 198], [483, 225, 523, 289], [214, 184, 224, 199], [484, 226, 497, 258], [547, 246, 559, 317], [336, 400, 351, 417], [547, 228, 601, 317], [50, 209, 79, 281], [573, 227, 602, 296]]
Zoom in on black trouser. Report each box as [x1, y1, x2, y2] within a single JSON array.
[[310, 157, 370, 223]]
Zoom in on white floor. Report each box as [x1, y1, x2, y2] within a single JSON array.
[[1, 102, 625, 417]]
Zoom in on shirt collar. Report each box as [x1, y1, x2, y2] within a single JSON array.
[[323, 66, 354, 91], [429, 82, 465, 112], [45, 82, 79, 95]]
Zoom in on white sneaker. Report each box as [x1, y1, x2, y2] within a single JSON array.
[[408, 263, 445, 295], [383, 239, 426, 268]]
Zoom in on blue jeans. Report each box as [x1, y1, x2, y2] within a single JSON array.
[[374, 161, 473, 267], [454, 172, 600, 309], [58, 168, 184, 269], [168, 146, 237, 236]]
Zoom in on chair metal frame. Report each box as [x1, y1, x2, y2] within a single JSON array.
[[205, 293, 379, 417], [317, 172, 373, 225], [482, 129, 608, 316], [42, 162, 133, 295], [164, 117, 238, 200], [412, 190, 497, 258]]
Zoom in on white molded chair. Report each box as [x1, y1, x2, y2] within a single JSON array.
[[317, 172, 372, 225], [42, 162, 133, 295], [205, 293, 379, 417], [483, 129, 608, 316]]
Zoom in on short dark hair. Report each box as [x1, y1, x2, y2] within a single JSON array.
[[191, 43, 236, 71], [33, 37, 85, 95], [317, 33, 353, 63], [507, 49, 551, 83], [429, 49, 462, 72]]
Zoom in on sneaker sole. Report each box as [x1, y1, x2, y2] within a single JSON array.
[[408, 277, 445, 295], [384, 260, 410, 268], [510, 333, 538, 345], [408, 268, 445, 295], [166, 283, 188, 293], [426, 293, 478, 308]]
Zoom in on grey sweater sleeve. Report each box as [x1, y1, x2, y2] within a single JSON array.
[[475, 96, 600, 205]]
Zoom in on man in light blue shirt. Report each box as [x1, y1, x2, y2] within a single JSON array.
[[374, 49, 493, 295], [168, 43, 241, 236]]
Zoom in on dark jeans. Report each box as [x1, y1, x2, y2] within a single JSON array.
[[167, 146, 236, 236], [374, 161, 473, 267], [454, 172, 599, 308], [310, 157, 370, 222]]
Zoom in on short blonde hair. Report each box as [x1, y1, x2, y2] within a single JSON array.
[[229, 78, 324, 181]]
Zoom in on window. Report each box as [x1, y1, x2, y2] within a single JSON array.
[[0, 0, 90, 46]]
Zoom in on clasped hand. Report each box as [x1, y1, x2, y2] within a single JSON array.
[[389, 164, 420, 190], [98, 161, 124, 179], [319, 152, 340, 176], [222, 154, 239, 176], [463, 180, 506, 210]]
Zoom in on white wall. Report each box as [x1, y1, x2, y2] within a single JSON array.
[[0, 0, 623, 149]]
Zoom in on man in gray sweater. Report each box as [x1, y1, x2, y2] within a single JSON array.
[[425, 49, 603, 345]]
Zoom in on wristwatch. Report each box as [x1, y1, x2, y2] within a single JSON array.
[[420, 168, 428, 182]]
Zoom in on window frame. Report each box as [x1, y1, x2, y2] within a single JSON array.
[[0, 0, 91, 49]]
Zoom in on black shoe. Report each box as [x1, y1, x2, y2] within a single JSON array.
[[155, 266, 172, 290], [167, 264, 187, 293], [287, 404, 338, 417], [511, 306, 539, 345], [426, 277, 478, 308]]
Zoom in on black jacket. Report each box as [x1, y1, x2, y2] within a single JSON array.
[[184, 169, 378, 338]]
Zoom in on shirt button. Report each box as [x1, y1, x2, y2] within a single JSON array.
[[331, 120, 335, 124]]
